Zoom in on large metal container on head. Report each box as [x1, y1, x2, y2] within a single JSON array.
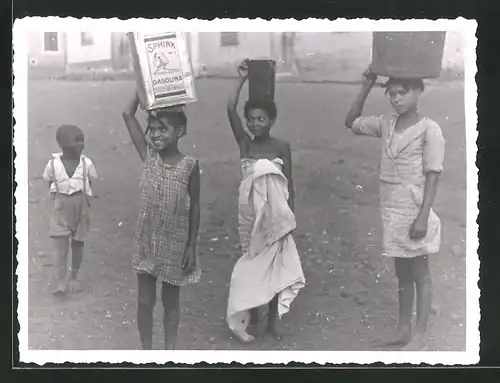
[[248, 59, 276, 103], [128, 31, 197, 110], [371, 32, 446, 79]]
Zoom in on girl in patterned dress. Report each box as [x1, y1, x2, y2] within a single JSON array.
[[122, 92, 201, 350], [344, 69, 445, 350]]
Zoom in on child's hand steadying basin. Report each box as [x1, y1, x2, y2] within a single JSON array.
[[237, 58, 250, 78], [361, 67, 377, 89]]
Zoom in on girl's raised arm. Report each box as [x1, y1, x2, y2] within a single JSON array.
[[122, 92, 147, 162], [227, 60, 250, 147], [345, 69, 377, 129]]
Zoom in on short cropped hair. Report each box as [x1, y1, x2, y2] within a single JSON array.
[[56, 125, 83, 146], [149, 108, 187, 128], [147, 108, 188, 136], [243, 100, 278, 120], [384, 78, 425, 94]]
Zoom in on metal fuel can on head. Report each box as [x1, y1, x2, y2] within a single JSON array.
[[371, 32, 447, 79], [127, 31, 197, 111], [248, 59, 276, 103]]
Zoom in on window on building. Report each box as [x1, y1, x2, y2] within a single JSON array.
[[81, 32, 94, 46], [220, 32, 239, 47], [44, 32, 59, 52]]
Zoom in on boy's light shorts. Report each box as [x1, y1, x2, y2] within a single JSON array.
[[49, 191, 90, 242]]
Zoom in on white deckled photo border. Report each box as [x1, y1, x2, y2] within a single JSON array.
[[13, 17, 478, 365]]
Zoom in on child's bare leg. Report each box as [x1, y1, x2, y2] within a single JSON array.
[[393, 258, 414, 345], [68, 239, 84, 293], [405, 256, 432, 350], [161, 282, 180, 350], [137, 273, 156, 350], [374, 258, 413, 348], [249, 307, 259, 326], [395, 277, 414, 343], [52, 237, 70, 295], [266, 295, 282, 340]]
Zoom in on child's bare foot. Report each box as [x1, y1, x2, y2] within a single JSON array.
[[52, 282, 68, 297], [232, 330, 255, 344], [401, 333, 428, 351], [372, 327, 411, 349], [266, 321, 283, 341], [68, 278, 83, 293]]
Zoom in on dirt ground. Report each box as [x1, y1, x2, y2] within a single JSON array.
[[25, 79, 467, 351]]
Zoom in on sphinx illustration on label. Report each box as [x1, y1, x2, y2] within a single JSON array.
[[128, 32, 197, 110]]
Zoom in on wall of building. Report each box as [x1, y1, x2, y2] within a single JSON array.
[[293, 31, 464, 82], [293, 32, 372, 82], [442, 31, 465, 70], [195, 31, 464, 81], [27, 31, 465, 81], [110, 32, 132, 70], [197, 32, 275, 76], [66, 31, 112, 65], [27, 31, 66, 68]]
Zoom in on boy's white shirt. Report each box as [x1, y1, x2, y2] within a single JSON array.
[[43, 153, 98, 196]]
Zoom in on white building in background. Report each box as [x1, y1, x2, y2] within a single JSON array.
[[28, 31, 131, 75], [28, 31, 465, 81], [189, 31, 464, 80], [27, 31, 289, 77], [189, 32, 287, 76]]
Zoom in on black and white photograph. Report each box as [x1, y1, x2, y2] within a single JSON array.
[[13, 17, 478, 365]]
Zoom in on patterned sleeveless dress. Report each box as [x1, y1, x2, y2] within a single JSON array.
[[132, 146, 201, 285]]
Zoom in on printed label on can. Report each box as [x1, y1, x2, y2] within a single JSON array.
[[144, 33, 187, 100]]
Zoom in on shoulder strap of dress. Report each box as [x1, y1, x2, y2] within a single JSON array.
[[186, 156, 199, 174]]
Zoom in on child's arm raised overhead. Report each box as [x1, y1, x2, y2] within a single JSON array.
[[227, 59, 250, 148], [345, 69, 377, 129], [122, 92, 147, 162]]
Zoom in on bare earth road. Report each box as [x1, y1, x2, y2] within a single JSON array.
[[25, 79, 466, 351]]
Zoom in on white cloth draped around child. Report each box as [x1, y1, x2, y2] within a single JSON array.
[[227, 158, 306, 334]]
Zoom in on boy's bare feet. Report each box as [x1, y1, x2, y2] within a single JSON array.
[[68, 278, 83, 293]]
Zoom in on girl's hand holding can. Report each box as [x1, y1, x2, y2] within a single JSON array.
[[361, 68, 377, 89], [237, 59, 250, 78]]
